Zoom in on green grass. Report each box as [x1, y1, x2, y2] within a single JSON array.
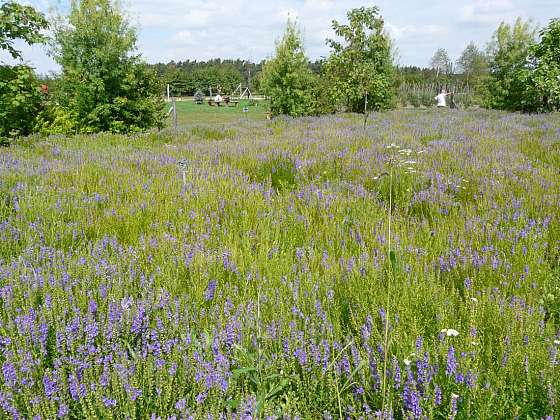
[[166, 98, 268, 126], [0, 109, 559, 419]]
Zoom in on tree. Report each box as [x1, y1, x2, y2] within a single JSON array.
[[323, 6, 395, 114], [0, 2, 48, 60], [0, 2, 48, 143], [260, 19, 317, 117], [429, 48, 452, 75], [456, 42, 488, 84], [484, 18, 537, 110], [525, 19, 560, 112], [51, 0, 164, 134]]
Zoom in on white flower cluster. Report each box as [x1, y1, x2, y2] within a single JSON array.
[[384, 143, 419, 174], [440, 328, 460, 337]]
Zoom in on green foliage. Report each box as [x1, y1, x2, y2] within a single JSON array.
[[0, 2, 48, 144], [524, 19, 560, 112], [430, 48, 452, 74], [483, 18, 537, 111], [164, 63, 244, 97], [33, 105, 78, 136], [323, 6, 395, 113], [456, 42, 489, 91], [51, 0, 164, 134], [152, 59, 262, 95], [0, 65, 44, 144], [0, 1, 48, 60], [261, 20, 318, 117]]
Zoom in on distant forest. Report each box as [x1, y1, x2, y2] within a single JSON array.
[[149, 59, 465, 97], [149, 59, 322, 96]]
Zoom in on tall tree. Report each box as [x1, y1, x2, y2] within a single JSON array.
[[456, 42, 488, 84], [429, 48, 452, 75], [0, 2, 48, 143], [525, 18, 560, 112], [260, 19, 317, 117], [323, 6, 395, 113], [484, 18, 537, 110], [51, 0, 164, 133]]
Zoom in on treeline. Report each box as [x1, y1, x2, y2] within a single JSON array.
[[150, 60, 259, 96], [149, 58, 324, 97], [259, 9, 560, 117], [396, 19, 560, 112]]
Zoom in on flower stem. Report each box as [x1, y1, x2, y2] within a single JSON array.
[[381, 163, 394, 417]]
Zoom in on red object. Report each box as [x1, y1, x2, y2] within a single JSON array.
[[41, 84, 49, 94]]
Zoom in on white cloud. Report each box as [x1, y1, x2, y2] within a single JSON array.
[[9, 0, 559, 73], [387, 23, 449, 40], [460, 0, 518, 24]]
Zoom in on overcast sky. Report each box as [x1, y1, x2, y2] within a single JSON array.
[[2, 0, 558, 74]]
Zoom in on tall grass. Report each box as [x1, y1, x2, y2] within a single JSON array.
[[0, 109, 559, 418], [398, 82, 477, 108]]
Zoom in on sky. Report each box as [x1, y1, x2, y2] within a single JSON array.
[[2, 0, 558, 74]]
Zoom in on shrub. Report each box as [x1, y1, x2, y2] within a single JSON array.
[[51, 0, 164, 134], [0, 65, 43, 144], [261, 20, 318, 117], [33, 105, 78, 137]]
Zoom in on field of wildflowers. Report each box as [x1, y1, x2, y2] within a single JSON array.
[[0, 109, 559, 419]]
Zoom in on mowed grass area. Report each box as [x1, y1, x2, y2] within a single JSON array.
[[166, 98, 268, 126], [0, 109, 559, 418]]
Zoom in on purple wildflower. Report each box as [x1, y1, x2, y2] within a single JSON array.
[[43, 372, 57, 399], [175, 398, 186, 411], [57, 403, 69, 418], [393, 357, 401, 390], [434, 385, 442, 406], [446, 345, 457, 377], [450, 393, 459, 419], [204, 280, 217, 302], [195, 391, 207, 404], [2, 362, 17, 388]]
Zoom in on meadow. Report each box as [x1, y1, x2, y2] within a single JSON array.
[[0, 109, 559, 419]]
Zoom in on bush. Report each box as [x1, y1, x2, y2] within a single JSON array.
[[51, 0, 164, 134], [0, 65, 44, 144], [524, 18, 560, 112], [33, 105, 78, 137], [261, 20, 318, 117], [484, 18, 537, 111]]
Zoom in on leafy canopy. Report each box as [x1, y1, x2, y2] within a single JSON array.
[[0, 2, 48, 61], [456, 43, 488, 79], [261, 20, 317, 117], [0, 2, 48, 143], [51, 0, 164, 134], [525, 19, 560, 112], [483, 18, 537, 110], [430, 48, 452, 74], [0, 65, 43, 143], [324, 6, 395, 113]]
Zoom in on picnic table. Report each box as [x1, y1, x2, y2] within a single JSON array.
[[207, 99, 239, 107]]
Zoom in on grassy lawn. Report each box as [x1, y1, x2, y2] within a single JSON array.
[[165, 98, 269, 126]]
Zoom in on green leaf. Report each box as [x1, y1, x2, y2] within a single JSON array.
[[390, 250, 398, 274]]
